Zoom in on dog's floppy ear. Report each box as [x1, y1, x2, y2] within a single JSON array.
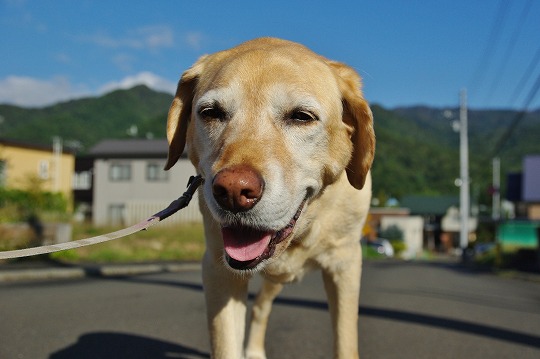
[[164, 56, 208, 170], [328, 61, 375, 190]]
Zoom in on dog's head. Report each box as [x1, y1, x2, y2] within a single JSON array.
[[165, 38, 375, 271]]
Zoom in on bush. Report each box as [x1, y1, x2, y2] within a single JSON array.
[[380, 225, 406, 255], [389, 239, 407, 255], [0, 188, 68, 223]]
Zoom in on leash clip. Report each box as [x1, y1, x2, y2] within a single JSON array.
[[152, 175, 204, 221]]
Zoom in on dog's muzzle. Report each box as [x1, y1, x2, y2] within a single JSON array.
[[211, 165, 305, 270]]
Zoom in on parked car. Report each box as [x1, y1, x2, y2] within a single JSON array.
[[362, 238, 394, 258], [474, 242, 496, 256]]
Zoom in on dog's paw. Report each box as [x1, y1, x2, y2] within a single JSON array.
[[245, 349, 267, 359]]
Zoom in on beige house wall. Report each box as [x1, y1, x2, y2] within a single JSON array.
[[528, 204, 540, 220], [0, 143, 74, 198]]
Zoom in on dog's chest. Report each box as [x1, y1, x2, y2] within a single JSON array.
[[262, 242, 318, 283]]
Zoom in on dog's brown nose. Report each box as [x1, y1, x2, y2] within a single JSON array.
[[212, 165, 263, 212]]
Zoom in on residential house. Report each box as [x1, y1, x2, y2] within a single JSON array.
[[87, 139, 201, 226], [523, 156, 540, 215], [501, 155, 540, 252], [366, 207, 409, 241], [507, 155, 540, 219], [519, 155, 540, 220], [380, 215, 424, 259], [369, 195, 480, 256], [368, 207, 424, 259], [0, 138, 74, 199], [401, 195, 478, 252]]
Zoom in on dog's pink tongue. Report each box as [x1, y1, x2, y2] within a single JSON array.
[[222, 227, 272, 262]]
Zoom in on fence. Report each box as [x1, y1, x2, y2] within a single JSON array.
[[125, 199, 203, 226]]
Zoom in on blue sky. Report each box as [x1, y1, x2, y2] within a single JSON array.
[[1, 0, 539, 110]]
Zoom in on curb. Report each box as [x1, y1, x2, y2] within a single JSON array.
[[0, 262, 202, 283], [2, 260, 538, 284], [0, 267, 86, 282], [494, 269, 540, 283]]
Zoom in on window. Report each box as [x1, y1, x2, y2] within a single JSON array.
[[73, 171, 92, 190], [0, 160, 6, 187], [38, 160, 49, 180], [146, 162, 168, 181], [109, 163, 131, 181]]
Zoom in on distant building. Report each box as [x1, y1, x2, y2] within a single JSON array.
[[523, 155, 540, 220], [501, 155, 540, 253], [370, 195, 480, 254], [400, 195, 477, 252], [400, 195, 456, 250], [506, 155, 540, 220], [86, 139, 201, 226], [380, 215, 424, 259], [0, 138, 74, 199]]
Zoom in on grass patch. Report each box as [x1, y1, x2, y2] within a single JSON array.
[[50, 222, 205, 263], [473, 244, 540, 273], [362, 244, 387, 259]]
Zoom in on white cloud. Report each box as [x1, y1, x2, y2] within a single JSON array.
[[138, 25, 174, 49], [54, 52, 72, 64], [184, 32, 204, 50], [98, 72, 176, 95], [112, 53, 135, 72], [0, 75, 90, 107], [0, 72, 176, 108], [82, 25, 174, 51]]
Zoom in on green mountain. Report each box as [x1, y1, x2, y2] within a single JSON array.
[[393, 106, 540, 202], [371, 105, 460, 199], [1, 86, 539, 205], [394, 106, 540, 163], [0, 85, 173, 152]]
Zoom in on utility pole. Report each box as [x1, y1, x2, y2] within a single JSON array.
[[52, 136, 62, 192], [492, 157, 501, 220], [459, 89, 470, 252]]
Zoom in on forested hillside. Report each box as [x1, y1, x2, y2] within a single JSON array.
[[394, 106, 540, 202], [0, 85, 173, 151], [1, 86, 539, 205]]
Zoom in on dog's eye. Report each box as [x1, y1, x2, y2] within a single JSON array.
[[198, 105, 226, 121], [289, 110, 317, 123]]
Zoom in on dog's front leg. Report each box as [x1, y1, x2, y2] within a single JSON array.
[[245, 279, 284, 359], [321, 243, 362, 359], [203, 253, 249, 359]]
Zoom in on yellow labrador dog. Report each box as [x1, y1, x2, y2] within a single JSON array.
[[165, 37, 375, 359]]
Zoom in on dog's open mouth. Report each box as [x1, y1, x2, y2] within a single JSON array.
[[222, 201, 305, 270]]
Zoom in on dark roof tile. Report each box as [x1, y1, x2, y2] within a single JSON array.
[[89, 139, 169, 158]]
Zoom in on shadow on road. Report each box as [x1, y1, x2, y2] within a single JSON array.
[[268, 295, 540, 349], [49, 332, 210, 359], [360, 306, 540, 349], [112, 275, 540, 350]]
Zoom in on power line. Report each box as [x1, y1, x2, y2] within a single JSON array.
[[509, 44, 540, 104], [485, 0, 533, 105], [468, 0, 508, 94], [474, 0, 540, 155], [491, 71, 540, 156]]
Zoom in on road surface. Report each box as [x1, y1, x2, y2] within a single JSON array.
[[1, 259, 539, 358]]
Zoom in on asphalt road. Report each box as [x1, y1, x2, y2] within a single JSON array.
[[1, 259, 539, 359]]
